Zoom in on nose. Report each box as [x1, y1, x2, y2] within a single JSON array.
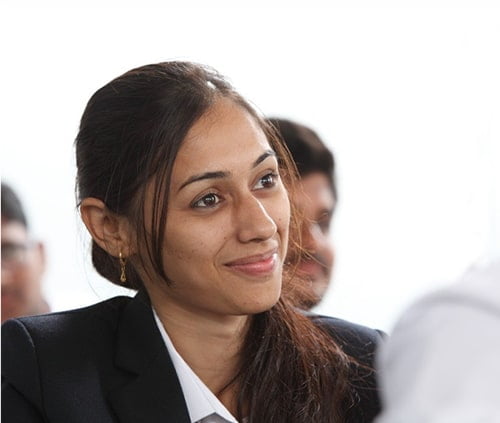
[[235, 195, 277, 243]]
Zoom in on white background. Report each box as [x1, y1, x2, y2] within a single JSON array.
[[1, 1, 499, 332]]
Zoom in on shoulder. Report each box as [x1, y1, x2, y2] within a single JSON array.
[[1, 296, 135, 418], [2, 295, 132, 345], [387, 258, 500, 346], [307, 313, 385, 364], [379, 258, 500, 371], [417, 258, 500, 314], [305, 314, 384, 421], [2, 297, 135, 375], [376, 259, 500, 421], [2, 296, 133, 383]]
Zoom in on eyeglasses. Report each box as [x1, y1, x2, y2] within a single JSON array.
[[1, 242, 32, 269]]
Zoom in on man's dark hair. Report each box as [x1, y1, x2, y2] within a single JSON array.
[[268, 118, 336, 201], [1, 183, 28, 227]]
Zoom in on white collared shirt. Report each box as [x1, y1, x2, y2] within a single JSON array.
[[153, 309, 239, 423]]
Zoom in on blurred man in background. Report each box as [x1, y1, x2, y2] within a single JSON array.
[[268, 118, 337, 309], [1, 183, 49, 322]]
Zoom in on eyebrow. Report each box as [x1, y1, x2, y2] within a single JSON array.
[[253, 150, 276, 167], [178, 150, 276, 192]]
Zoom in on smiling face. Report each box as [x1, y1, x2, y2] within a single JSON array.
[[141, 98, 290, 319]]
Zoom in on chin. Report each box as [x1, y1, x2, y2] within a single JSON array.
[[239, 284, 282, 315], [312, 278, 330, 299]]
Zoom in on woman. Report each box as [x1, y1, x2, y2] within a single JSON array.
[[2, 62, 383, 422]]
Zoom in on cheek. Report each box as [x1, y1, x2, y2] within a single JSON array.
[[329, 247, 335, 269], [5, 268, 37, 299], [274, 191, 291, 235], [322, 244, 335, 268], [163, 220, 222, 269], [23, 273, 43, 299], [163, 233, 196, 265], [15, 267, 37, 286]]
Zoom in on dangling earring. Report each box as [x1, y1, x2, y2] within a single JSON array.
[[119, 252, 127, 283]]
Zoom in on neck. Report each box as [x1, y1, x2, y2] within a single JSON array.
[[149, 287, 250, 406]]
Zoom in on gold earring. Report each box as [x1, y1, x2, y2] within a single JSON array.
[[119, 252, 127, 283]]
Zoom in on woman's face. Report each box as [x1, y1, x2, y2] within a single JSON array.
[[145, 98, 290, 318]]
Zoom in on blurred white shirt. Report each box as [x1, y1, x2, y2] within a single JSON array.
[[375, 258, 500, 423]]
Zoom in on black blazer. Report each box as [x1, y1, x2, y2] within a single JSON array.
[[2, 291, 383, 422]]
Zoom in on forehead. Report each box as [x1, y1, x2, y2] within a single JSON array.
[[171, 99, 271, 182], [298, 173, 336, 208], [300, 172, 333, 194], [1, 219, 29, 243]]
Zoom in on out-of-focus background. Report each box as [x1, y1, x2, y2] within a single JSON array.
[[1, 1, 499, 332]]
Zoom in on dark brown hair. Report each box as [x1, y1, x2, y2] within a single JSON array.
[[76, 61, 355, 422], [1, 183, 28, 228], [267, 117, 337, 202]]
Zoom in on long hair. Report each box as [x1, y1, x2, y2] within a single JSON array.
[[75, 61, 356, 422]]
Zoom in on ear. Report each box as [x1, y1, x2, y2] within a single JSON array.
[[80, 198, 135, 258]]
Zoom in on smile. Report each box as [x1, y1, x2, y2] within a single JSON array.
[[225, 249, 279, 277]]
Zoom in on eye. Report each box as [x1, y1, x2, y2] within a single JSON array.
[[192, 193, 222, 209], [316, 211, 332, 234], [254, 172, 279, 190], [1, 243, 29, 264]]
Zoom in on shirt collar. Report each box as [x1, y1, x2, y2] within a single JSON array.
[[152, 308, 238, 423]]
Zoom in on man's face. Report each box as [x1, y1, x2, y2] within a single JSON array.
[[1, 218, 46, 322], [294, 172, 336, 307]]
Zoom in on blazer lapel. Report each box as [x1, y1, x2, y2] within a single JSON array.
[[108, 291, 191, 423]]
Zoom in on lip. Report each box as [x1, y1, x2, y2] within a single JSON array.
[[225, 248, 279, 277]]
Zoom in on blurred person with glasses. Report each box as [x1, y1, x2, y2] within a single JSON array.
[[1, 183, 49, 322]]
